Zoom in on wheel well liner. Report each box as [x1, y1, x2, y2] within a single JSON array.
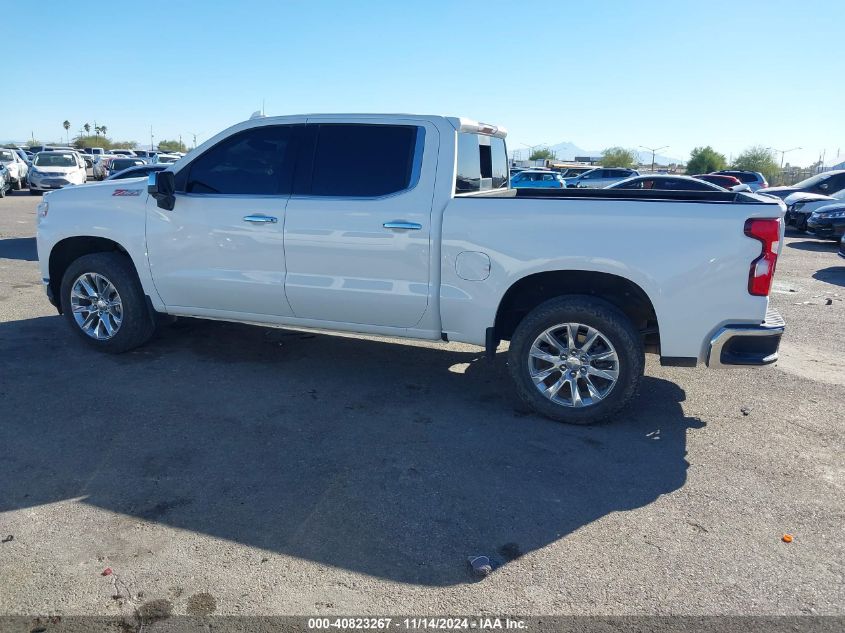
[[48, 237, 135, 313], [494, 271, 659, 349]]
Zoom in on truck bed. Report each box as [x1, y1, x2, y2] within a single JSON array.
[[473, 187, 772, 204]]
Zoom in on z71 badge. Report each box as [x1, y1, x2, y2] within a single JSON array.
[[112, 189, 142, 196]]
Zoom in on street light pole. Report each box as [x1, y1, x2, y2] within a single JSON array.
[[521, 143, 549, 162], [767, 147, 801, 184], [639, 145, 668, 173]]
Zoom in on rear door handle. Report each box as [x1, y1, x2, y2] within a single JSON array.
[[243, 214, 278, 224], [383, 221, 422, 230]]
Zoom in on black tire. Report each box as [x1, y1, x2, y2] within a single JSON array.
[[59, 252, 156, 353], [508, 295, 644, 425], [12, 177, 21, 190], [29, 189, 41, 195]]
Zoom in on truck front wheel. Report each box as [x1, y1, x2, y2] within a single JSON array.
[[59, 252, 156, 353], [508, 296, 644, 425]]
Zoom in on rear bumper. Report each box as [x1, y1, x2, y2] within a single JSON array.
[[706, 308, 785, 368]]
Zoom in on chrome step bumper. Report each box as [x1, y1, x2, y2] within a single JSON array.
[[707, 308, 785, 368]]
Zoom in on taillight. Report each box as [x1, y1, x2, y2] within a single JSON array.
[[744, 218, 781, 296]]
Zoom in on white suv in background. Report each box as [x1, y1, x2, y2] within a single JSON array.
[[563, 167, 639, 188], [0, 148, 29, 189], [28, 151, 87, 194]]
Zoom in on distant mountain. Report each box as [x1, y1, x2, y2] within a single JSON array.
[[545, 141, 598, 162], [634, 149, 685, 167], [542, 141, 683, 166]]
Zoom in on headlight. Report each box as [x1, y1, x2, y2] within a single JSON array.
[[37, 200, 49, 218], [792, 202, 805, 212], [816, 210, 845, 219]]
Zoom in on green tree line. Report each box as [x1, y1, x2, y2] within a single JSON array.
[[684, 145, 779, 183]]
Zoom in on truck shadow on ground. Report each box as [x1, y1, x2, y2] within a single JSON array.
[[0, 237, 37, 261], [0, 316, 704, 586]]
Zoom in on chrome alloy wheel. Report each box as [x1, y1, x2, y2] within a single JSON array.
[[70, 272, 123, 340], [528, 322, 620, 408]]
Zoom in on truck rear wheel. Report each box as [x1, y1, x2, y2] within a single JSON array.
[[59, 252, 156, 353], [508, 296, 644, 425]]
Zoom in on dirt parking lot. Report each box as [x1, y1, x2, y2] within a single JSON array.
[[0, 188, 843, 619]]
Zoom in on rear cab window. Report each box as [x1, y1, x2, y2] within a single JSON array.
[[455, 132, 508, 195]]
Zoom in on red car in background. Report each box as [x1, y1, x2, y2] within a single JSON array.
[[694, 173, 744, 189]]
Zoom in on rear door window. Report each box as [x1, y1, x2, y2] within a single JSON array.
[[308, 124, 421, 197]]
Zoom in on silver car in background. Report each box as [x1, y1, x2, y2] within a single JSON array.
[[563, 167, 639, 188]]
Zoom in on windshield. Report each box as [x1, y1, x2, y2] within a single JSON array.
[[112, 159, 145, 170], [113, 167, 154, 179], [34, 153, 76, 167], [792, 173, 831, 188], [0, 150, 14, 163]]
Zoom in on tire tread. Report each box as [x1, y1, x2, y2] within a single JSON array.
[[507, 295, 645, 425], [59, 252, 156, 354]]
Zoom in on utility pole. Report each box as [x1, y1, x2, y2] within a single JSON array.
[[179, 134, 182, 151], [639, 145, 668, 173], [150, 126, 154, 152], [192, 133, 197, 149]]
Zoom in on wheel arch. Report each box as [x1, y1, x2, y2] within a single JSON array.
[[48, 236, 138, 314], [493, 270, 660, 352]]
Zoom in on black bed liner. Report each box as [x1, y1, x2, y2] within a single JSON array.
[[469, 188, 775, 204]]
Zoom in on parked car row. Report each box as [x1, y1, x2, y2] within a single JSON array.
[[783, 183, 845, 240], [510, 167, 756, 193], [0, 144, 186, 195]]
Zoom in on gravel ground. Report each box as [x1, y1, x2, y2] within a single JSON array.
[[0, 188, 842, 619]]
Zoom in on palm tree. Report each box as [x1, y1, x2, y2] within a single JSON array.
[[62, 120, 70, 143], [100, 125, 107, 136], [83, 123, 90, 135]]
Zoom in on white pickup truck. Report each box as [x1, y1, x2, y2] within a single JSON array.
[[36, 114, 786, 424]]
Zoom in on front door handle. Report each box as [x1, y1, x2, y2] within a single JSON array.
[[243, 214, 278, 224], [383, 221, 422, 230]]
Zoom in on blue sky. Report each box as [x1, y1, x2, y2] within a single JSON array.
[[4, 0, 842, 167]]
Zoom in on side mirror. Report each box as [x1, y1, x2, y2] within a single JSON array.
[[819, 182, 828, 191], [148, 171, 176, 210]]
